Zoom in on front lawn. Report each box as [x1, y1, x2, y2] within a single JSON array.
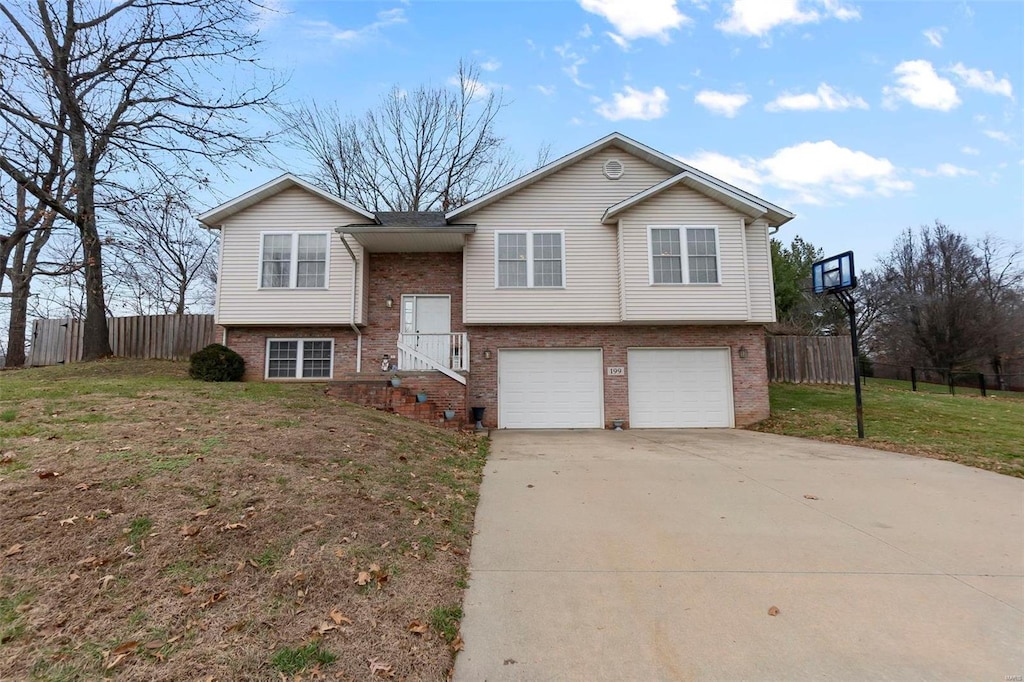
[[752, 381, 1024, 477], [0, 359, 486, 680]]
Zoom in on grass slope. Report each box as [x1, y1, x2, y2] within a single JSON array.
[[0, 360, 486, 680], [752, 381, 1024, 477]]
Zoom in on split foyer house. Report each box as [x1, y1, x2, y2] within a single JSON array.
[[198, 133, 793, 429]]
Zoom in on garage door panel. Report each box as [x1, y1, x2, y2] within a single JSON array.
[[499, 349, 603, 429], [628, 349, 733, 428]]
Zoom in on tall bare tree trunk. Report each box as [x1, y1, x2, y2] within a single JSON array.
[[5, 252, 30, 367], [76, 173, 112, 360]]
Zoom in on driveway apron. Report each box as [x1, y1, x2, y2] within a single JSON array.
[[454, 429, 1024, 681]]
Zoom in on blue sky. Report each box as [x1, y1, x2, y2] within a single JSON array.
[[232, 0, 1023, 267]]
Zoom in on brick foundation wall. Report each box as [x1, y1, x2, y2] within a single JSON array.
[[225, 326, 358, 381], [328, 372, 468, 425], [464, 325, 769, 428]]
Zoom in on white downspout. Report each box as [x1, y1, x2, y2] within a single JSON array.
[[338, 233, 362, 373]]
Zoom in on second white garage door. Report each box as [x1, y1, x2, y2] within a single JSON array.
[[498, 349, 603, 429], [628, 348, 733, 428]]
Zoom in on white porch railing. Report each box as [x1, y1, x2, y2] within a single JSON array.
[[397, 332, 469, 373]]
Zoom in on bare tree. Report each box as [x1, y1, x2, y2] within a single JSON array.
[[0, 0, 282, 360], [974, 235, 1024, 387], [279, 61, 518, 212], [109, 191, 216, 315]]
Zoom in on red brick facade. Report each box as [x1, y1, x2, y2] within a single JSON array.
[[221, 251, 770, 429]]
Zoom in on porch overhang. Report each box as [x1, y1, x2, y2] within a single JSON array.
[[334, 225, 475, 253]]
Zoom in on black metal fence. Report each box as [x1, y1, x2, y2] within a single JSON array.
[[866, 361, 1024, 396]]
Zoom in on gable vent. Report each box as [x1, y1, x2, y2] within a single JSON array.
[[603, 158, 625, 180]]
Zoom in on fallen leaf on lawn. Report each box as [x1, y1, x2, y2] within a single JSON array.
[[178, 584, 195, 595], [292, 571, 306, 583], [221, 522, 247, 531], [105, 653, 128, 670], [144, 639, 164, 650], [37, 470, 61, 479], [803, 494, 819, 500], [0, 452, 15, 464], [111, 641, 139, 656], [768, 606, 780, 616], [68, 572, 80, 583], [224, 620, 246, 633], [412, 518, 421, 526], [200, 591, 226, 608], [451, 634, 464, 652], [368, 658, 395, 678], [329, 609, 351, 626], [315, 622, 337, 635], [369, 563, 381, 573], [99, 575, 116, 590], [407, 620, 429, 635], [355, 571, 372, 586], [77, 555, 105, 568], [193, 509, 211, 518], [115, 446, 132, 452], [4, 544, 24, 557], [333, 548, 345, 559], [59, 516, 78, 527], [75, 483, 90, 491], [179, 525, 201, 537]]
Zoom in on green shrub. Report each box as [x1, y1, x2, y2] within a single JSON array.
[[189, 344, 245, 382]]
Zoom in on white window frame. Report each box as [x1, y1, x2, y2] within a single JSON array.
[[258, 231, 331, 290], [493, 230, 566, 289], [264, 338, 334, 379], [646, 225, 721, 286]]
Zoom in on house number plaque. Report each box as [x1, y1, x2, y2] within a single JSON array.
[[606, 367, 625, 376]]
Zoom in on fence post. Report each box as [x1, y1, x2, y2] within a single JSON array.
[[978, 373, 986, 397], [911, 367, 917, 391], [948, 370, 955, 396]]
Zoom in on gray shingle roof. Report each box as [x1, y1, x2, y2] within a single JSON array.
[[375, 211, 448, 227]]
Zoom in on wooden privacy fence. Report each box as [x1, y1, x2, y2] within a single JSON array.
[[28, 314, 217, 366], [766, 335, 854, 385]]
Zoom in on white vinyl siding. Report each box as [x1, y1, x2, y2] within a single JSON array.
[[216, 187, 367, 325], [259, 232, 328, 289], [266, 338, 334, 379], [464, 148, 672, 324], [745, 219, 776, 322], [620, 185, 750, 322], [495, 231, 564, 288], [647, 226, 720, 285]]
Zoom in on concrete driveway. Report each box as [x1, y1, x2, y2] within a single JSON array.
[[455, 430, 1024, 681]]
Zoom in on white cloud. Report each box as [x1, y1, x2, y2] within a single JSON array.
[[480, 59, 502, 72], [448, 75, 491, 99], [606, 32, 631, 50], [961, 146, 980, 155], [595, 85, 670, 121], [579, 23, 593, 38], [694, 90, 751, 117], [882, 60, 960, 111], [554, 43, 591, 88], [578, 0, 690, 44], [949, 63, 1013, 98], [680, 140, 913, 205], [716, 0, 859, 38], [982, 130, 1013, 144], [535, 85, 557, 96], [301, 7, 406, 44], [914, 163, 977, 177], [923, 26, 945, 47], [765, 83, 868, 112]]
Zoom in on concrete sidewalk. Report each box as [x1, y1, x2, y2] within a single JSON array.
[[454, 429, 1024, 681]]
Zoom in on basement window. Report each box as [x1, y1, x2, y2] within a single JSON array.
[[266, 339, 333, 379]]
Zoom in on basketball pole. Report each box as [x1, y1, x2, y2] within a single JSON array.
[[835, 290, 864, 439]]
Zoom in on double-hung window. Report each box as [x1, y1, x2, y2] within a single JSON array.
[[260, 232, 329, 289], [495, 231, 564, 288], [648, 226, 719, 284], [266, 339, 333, 379]]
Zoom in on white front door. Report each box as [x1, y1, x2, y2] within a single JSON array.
[[402, 295, 452, 366], [498, 349, 603, 429], [627, 348, 734, 428]]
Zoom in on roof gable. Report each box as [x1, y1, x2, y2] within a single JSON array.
[[445, 132, 794, 227], [198, 174, 376, 227]]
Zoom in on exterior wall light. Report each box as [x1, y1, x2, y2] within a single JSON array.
[[483, 349, 492, 360], [385, 296, 393, 308], [738, 346, 748, 359]]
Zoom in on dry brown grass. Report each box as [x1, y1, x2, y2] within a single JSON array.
[[0, 359, 487, 680]]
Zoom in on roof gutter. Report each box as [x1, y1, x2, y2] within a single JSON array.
[[336, 232, 362, 373]]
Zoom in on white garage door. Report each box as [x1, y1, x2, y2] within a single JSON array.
[[628, 348, 733, 428], [498, 349, 603, 429]]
